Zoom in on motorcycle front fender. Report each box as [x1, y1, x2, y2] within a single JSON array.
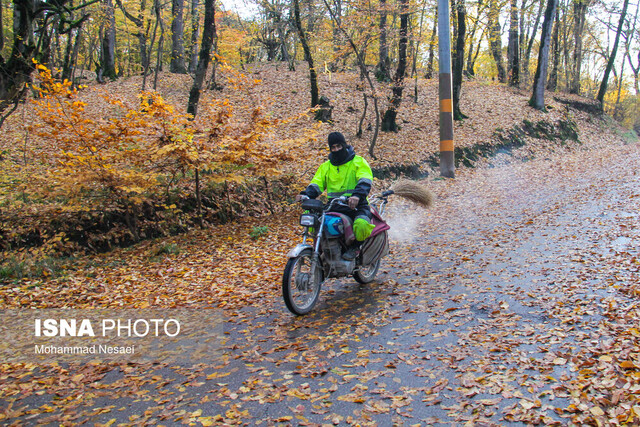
[[287, 244, 314, 259]]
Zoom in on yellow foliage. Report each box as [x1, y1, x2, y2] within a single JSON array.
[[13, 62, 313, 213]]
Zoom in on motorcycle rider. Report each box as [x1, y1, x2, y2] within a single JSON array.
[[295, 132, 375, 260]]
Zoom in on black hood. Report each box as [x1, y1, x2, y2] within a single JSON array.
[[329, 145, 356, 166]]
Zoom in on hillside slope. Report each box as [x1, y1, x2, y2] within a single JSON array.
[[93, 62, 636, 177], [4, 62, 633, 178], [0, 63, 636, 259]]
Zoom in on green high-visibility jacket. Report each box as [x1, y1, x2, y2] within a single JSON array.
[[303, 154, 373, 204]]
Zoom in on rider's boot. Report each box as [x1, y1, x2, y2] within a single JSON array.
[[342, 242, 361, 261]]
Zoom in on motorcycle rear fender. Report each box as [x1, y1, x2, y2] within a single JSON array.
[[287, 244, 313, 259]]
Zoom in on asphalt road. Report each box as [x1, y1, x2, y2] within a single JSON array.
[[6, 140, 640, 426]]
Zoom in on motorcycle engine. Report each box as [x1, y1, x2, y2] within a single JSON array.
[[321, 237, 355, 278]]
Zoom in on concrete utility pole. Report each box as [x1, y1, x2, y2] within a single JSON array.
[[438, 0, 455, 178]]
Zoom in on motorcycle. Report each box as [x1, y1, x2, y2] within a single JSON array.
[[282, 191, 394, 315]]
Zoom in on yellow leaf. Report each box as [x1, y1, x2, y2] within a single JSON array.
[[199, 416, 215, 426]]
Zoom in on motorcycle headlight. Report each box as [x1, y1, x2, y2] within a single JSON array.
[[300, 214, 317, 227]]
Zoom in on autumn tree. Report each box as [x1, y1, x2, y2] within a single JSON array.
[[188, 0, 200, 73], [487, 0, 506, 82], [100, 0, 118, 81], [292, 0, 320, 108], [452, 0, 468, 120], [596, 0, 630, 107], [322, 0, 380, 156], [187, 0, 216, 117], [546, 5, 560, 92], [115, 0, 150, 75], [465, 0, 488, 77], [529, 0, 558, 110], [0, 0, 96, 112], [569, 0, 592, 94], [381, 0, 409, 132], [507, 0, 519, 86], [424, 4, 438, 79], [256, 0, 292, 62], [171, 0, 187, 73], [520, 0, 542, 87], [375, 0, 391, 82], [625, 4, 640, 96]]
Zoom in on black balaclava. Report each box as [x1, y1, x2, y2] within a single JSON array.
[[328, 132, 354, 166]]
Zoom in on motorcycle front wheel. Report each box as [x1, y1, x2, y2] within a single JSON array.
[[282, 250, 323, 315], [353, 258, 381, 284]]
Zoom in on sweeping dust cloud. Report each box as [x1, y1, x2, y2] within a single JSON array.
[[384, 204, 430, 244]]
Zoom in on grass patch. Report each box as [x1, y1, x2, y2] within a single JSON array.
[[151, 242, 181, 256], [0, 255, 72, 283], [250, 226, 269, 240]]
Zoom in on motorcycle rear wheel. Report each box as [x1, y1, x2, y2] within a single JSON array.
[[282, 250, 323, 315], [353, 258, 381, 284]]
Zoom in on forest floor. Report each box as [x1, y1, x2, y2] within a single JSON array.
[[0, 65, 639, 425]]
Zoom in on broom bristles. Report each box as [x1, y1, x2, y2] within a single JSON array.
[[390, 180, 434, 208]]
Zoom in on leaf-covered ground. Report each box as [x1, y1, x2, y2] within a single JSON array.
[[1, 67, 640, 425], [2, 129, 640, 426]]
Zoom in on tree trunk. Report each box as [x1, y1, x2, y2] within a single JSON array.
[[116, 0, 149, 74], [614, 61, 625, 121], [207, 6, 219, 89], [0, 0, 34, 111], [628, 50, 640, 96], [561, 0, 570, 88], [381, 0, 408, 132], [62, 29, 75, 80], [465, 0, 487, 77], [0, 0, 3, 53], [507, 0, 519, 86], [529, 0, 558, 110], [101, 0, 117, 80], [425, 6, 438, 79], [153, 0, 165, 89], [547, 7, 560, 91], [623, 0, 639, 96], [522, 0, 543, 87], [487, 0, 506, 82], [170, 0, 187, 73], [188, 0, 200, 73], [357, 93, 368, 137], [305, 0, 315, 34], [569, 0, 589, 94], [143, 2, 159, 89], [1, 0, 98, 110], [39, 19, 55, 67], [187, 0, 216, 227], [187, 0, 215, 117], [330, 0, 342, 71], [413, 0, 427, 100], [596, 0, 630, 107], [452, 0, 467, 120], [293, 0, 319, 107], [375, 0, 391, 82]]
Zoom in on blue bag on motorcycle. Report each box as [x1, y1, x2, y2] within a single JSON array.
[[323, 215, 344, 237]]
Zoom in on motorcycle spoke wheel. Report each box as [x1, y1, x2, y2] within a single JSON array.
[[282, 252, 323, 315], [354, 258, 381, 284]]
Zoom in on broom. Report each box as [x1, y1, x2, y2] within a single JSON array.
[[386, 179, 434, 208]]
